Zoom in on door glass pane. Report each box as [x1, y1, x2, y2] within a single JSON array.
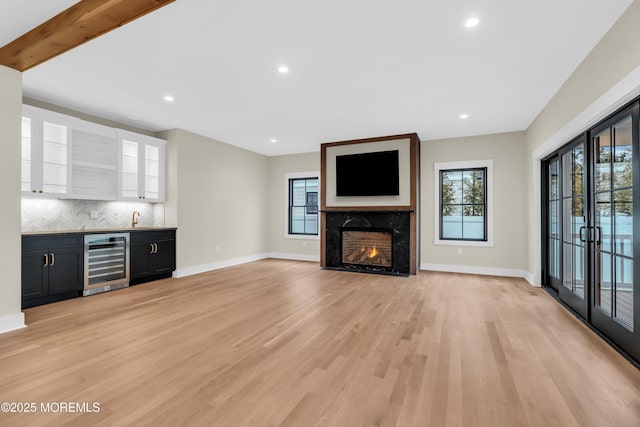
[[563, 243, 573, 290], [598, 252, 612, 316], [549, 160, 558, 199], [573, 245, 585, 298], [572, 146, 584, 196], [549, 238, 559, 279], [614, 189, 633, 257], [144, 145, 160, 199], [613, 116, 632, 189], [595, 129, 611, 192], [549, 200, 559, 239], [562, 152, 572, 196], [42, 164, 67, 193], [572, 196, 585, 246], [42, 122, 67, 193], [22, 117, 31, 192], [122, 140, 138, 197], [562, 145, 586, 300], [595, 192, 612, 253], [562, 198, 572, 243], [615, 256, 633, 330]]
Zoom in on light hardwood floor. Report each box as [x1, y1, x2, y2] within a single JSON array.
[[1, 259, 639, 426]]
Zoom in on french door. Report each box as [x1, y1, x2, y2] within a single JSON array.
[[589, 105, 639, 359], [543, 101, 640, 362], [543, 156, 561, 293], [559, 137, 588, 318]]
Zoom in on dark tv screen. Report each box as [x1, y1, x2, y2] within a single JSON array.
[[335, 150, 400, 196]]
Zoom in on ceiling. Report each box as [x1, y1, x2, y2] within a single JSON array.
[[2, 0, 633, 156]]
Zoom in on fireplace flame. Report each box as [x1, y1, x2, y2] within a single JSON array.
[[368, 245, 379, 258]]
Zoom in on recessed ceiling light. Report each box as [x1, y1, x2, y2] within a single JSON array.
[[459, 114, 469, 119], [464, 17, 479, 28], [163, 95, 174, 102], [278, 65, 289, 74], [270, 139, 278, 143]]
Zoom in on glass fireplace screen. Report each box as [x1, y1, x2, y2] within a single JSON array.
[[341, 229, 392, 268]]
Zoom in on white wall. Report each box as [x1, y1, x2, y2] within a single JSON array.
[[267, 152, 321, 260], [0, 66, 25, 333], [266, 132, 529, 278], [525, 1, 640, 284], [421, 132, 528, 277], [160, 129, 270, 277]]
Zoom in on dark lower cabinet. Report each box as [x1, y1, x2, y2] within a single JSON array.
[[22, 235, 83, 309], [130, 229, 176, 284]]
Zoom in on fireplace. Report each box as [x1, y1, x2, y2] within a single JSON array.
[[320, 133, 420, 275], [341, 228, 393, 270], [324, 211, 413, 276]]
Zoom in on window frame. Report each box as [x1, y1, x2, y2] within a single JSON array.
[[434, 159, 494, 247], [285, 171, 320, 239]]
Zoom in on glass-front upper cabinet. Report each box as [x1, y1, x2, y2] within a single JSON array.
[[21, 105, 72, 197], [116, 129, 166, 203]]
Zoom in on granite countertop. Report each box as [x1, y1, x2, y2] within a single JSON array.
[[22, 227, 177, 236]]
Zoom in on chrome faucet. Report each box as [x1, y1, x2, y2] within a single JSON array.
[[132, 211, 140, 228]]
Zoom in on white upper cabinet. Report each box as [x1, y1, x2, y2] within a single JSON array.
[[21, 104, 166, 202], [22, 105, 73, 198], [70, 119, 119, 200], [116, 129, 166, 203]]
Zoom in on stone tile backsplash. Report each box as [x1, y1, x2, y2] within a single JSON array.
[[22, 198, 165, 232]]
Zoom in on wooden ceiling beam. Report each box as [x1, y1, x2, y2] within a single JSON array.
[[0, 0, 175, 72]]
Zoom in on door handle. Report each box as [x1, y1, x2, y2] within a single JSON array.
[[579, 226, 586, 242], [43, 253, 48, 267], [50, 253, 55, 267], [595, 226, 602, 245]]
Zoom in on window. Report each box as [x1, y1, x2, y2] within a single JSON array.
[[434, 160, 493, 247], [286, 173, 319, 237]]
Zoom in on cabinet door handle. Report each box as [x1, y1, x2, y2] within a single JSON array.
[[153, 243, 158, 254], [50, 253, 55, 267], [44, 253, 48, 267], [150, 243, 154, 254]]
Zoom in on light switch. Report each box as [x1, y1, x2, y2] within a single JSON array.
[[90, 210, 98, 219]]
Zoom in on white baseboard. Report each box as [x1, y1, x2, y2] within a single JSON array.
[[267, 252, 320, 262], [421, 263, 539, 286], [0, 312, 26, 334], [523, 271, 540, 287], [173, 252, 320, 278], [173, 253, 269, 278]]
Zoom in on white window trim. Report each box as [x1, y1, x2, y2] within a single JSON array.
[[284, 171, 320, 240], [434, 159, 494, 247]]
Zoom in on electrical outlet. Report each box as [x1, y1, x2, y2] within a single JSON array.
[[302, 241, 307, 247], [216, 245, 220, 253], [457, 248, 463, 255], [90, 210, 98, 219]]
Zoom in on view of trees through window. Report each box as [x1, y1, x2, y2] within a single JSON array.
[[440, 168, 486, 241]]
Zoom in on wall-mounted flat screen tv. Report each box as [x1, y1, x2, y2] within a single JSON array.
[[335, 150, 400, 196]]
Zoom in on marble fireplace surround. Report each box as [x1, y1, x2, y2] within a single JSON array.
[[325, 211, 412, 276]]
